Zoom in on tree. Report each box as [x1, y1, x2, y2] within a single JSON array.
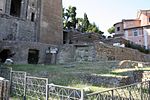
[[108, 26, 115, 34], [76, 18, 84, 32], [63, 6, 77, 30], [63, 6, 103, 34], [87, 23, 103, 34], [82, 13, 90, 32]]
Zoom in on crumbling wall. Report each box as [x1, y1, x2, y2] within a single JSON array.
[[58, 42, 149, 64], [78, 74, 131, 87], [95, 42, 150, 62], [75, 45, 96, 62], [57, 44, 96, 64], [57, 45, 75, 64], [0, 16, 36, 41], [0, 41, 57, 64]]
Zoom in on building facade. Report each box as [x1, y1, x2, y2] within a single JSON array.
[[0, 0, 63, 64], [114, 10, 150, 49]]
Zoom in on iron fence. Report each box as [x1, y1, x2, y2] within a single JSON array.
[[25, 76, 48, 100], [86, 81, 150, 100], [11, 71, 26, 98], [1, 66, 150, 100], [46, 84, 84, 100], [10, 71, 48, 100]]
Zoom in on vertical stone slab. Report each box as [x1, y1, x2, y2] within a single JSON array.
[[5, 0, 11, 14], [20, 0, 28, 19]]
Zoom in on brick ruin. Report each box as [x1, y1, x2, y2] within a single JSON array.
[[58, 42, 150, 64], [0, 0, 63, 64], [0, 0, 149, 64]]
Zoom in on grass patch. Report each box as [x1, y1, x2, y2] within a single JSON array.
[[8, 63, 150, 92], [9, 62, 117, 91]]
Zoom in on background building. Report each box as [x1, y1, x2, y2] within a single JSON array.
[[114, 10, 150, 49]]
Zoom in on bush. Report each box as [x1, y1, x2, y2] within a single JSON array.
[[125, 41, 150, 54]]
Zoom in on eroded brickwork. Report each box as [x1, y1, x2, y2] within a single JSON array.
[[40, 0, 63, 44], [0, 0, 63, 44], [0, 0, 63, 64], [58, 43, 150, 64]]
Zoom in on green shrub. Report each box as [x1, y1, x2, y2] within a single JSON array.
[[125, 41, 150, 54]]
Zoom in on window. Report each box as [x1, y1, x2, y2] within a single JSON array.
[[134, 32, 138, 36], [132, 29, 138, 36], [31, 13, 35, 22], [10, 0, 21, 17], [117, 27, 120, 31]]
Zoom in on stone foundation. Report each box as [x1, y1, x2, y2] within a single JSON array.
[[0, 41, 58, 64]]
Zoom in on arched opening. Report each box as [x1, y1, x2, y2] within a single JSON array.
[[0, 49, 11, 63]]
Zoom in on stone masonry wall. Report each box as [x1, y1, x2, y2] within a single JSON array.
[[95, 42, 150, 62], [40, 0, 63, 44], [0, 15, 36, 42], [78, 74, 131, 87], [57, 44, 96, 64], [58, 42, 150, 64], [57, 44, 75, 64], [0, 41, 57, 64]]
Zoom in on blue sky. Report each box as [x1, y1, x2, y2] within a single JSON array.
[[63, 0, 150, 35]]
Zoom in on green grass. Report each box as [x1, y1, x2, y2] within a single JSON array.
[[8, 62, 117, 92], [8, 63, 150, 100], [8, 62, 150, 92]]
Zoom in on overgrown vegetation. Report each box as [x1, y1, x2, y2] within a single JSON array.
[[125, 40, 150, 54], [107, 26, 115, 34], [10, 62, 117, 91], [9, 62, 150, 92]]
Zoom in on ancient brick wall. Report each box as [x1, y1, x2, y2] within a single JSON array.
[[0, 41, 57, 64], [0, 0, 63, 44], [57, 44, 96, 64], [0, 15, 36, 42], [95, 42, 150, 62], [57, 44, 75, 64], [40, 0, 63, 44], [58, 42, 150, 64]]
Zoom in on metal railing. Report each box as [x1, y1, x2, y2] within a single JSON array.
[[10, 71, 48, 100], [1, 66, 150, 100], [25, 76, 48, 100], [86, 81, 150, 100], [11, 71, 26, 98], [46, 84, 84, 100]]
